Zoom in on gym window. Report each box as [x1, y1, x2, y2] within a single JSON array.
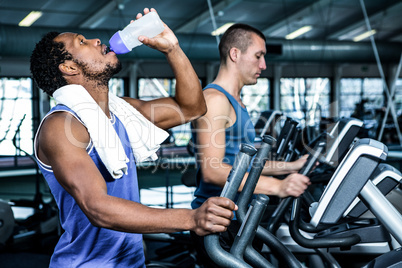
[[280, 78, 330, 121], [241, 78, 270, 124], [339, 78, 385, 118], [0, 77, 33, 156], [138, 78, 192, 147]]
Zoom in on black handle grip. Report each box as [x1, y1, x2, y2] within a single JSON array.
[[276, 119, 298, 160], [299, 140, 326, 176]]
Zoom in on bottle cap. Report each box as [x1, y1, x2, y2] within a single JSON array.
[[109, 31, 130, 54]]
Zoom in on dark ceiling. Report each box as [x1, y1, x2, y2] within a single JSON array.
[[0, 0, 402, 63]]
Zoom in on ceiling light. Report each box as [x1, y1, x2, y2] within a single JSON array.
[[285, 25, 312, 40], [211, 22, 235, 36], [19, 11, 43, 27], [353, 29, 377, 42]]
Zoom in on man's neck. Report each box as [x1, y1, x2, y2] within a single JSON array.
[[213, 70, 243, 99], [81, 83, 111, 118]]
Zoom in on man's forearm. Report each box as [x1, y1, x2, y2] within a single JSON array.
[[83, 194, 196, 234], [165, 46, 206, 120], [262, 160, 297, 175]]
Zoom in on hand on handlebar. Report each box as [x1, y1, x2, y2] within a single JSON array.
[[289, 154, 309, 173], [192, 197, 237, 236], [277, 173, 311, 198]]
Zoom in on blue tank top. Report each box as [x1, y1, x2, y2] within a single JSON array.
[[191, 84, 256, 209], [35, 104, 145, 268]]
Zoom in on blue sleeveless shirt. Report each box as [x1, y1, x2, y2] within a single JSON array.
[[191, 84, 256, 209], [35, 104, 145, 268]]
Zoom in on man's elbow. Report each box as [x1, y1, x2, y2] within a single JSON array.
[[79, 198, 113, 229], [184, 102, 207, 122], [195, 102, 207, 118], [201, 168, 220, 185]]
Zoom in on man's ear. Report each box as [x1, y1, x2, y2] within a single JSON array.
[[59, 60, 79, 76], [228, 47, 239, 63]]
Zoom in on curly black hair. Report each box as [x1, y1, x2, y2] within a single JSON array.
[[30, 31, 73, 96]]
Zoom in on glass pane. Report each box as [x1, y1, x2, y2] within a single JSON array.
[[340, 78, 386, 120], [306, 78, 330, 95], [281, 96, 297, 111], [280, 78, 330, 120], [109, 78, 124, 96], [340, 95, 361, 117], [170, 79, 177, 96], [340, 78, 363, 118], [362, 78, 384, 110], [138, 78, 190, 147], [138, 78, 170, 100], [241, 78, 270, 124], [170, 123, 192, 147], [0, 78, 33, 156], [340, 78, 362, 94], [280, 78, 294, 95], [363, 78, 383, 95], [242, 78, 269, 95]]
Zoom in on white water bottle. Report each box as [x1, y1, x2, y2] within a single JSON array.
[[109, 11, 164, 54]]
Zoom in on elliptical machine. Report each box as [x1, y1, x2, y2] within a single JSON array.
[[204, 134, 323, 267], [203, 135, 402, 267]]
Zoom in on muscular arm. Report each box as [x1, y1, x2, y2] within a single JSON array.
[[122, 9, 205, 130], [194, 90, 310, 198], [36, 112, 234, 235], [194, 90, 234, 187]]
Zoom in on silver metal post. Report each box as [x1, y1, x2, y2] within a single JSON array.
[[360, 180, 402, 245]]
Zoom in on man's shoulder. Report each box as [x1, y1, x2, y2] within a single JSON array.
[[36, 110, 90, 165], [42, 110, 79, 126], [39, 111, 89, 144], [203, 87, 229, 102], [202, 90, 232, 119]]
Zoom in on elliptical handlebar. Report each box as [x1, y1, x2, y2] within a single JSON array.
[[237, 135, 276, 219], [299, 139, 326, 176], [236, 135, 303, 268], [220, 143, 257, 200], [267, 138, 327, 234], [231, 194, 274, 268], [204, 143, 257, 268]]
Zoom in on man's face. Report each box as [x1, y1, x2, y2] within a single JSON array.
[[55, 32, 121, 86], [237, 33, 267, 86]]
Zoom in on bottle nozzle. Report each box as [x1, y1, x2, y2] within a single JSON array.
[[109, 31, 130, 54]]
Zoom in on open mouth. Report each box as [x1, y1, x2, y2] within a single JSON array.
[[102, 45, 111, 55]]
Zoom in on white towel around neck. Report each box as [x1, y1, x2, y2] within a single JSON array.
[[52, 84, 169, 179]]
